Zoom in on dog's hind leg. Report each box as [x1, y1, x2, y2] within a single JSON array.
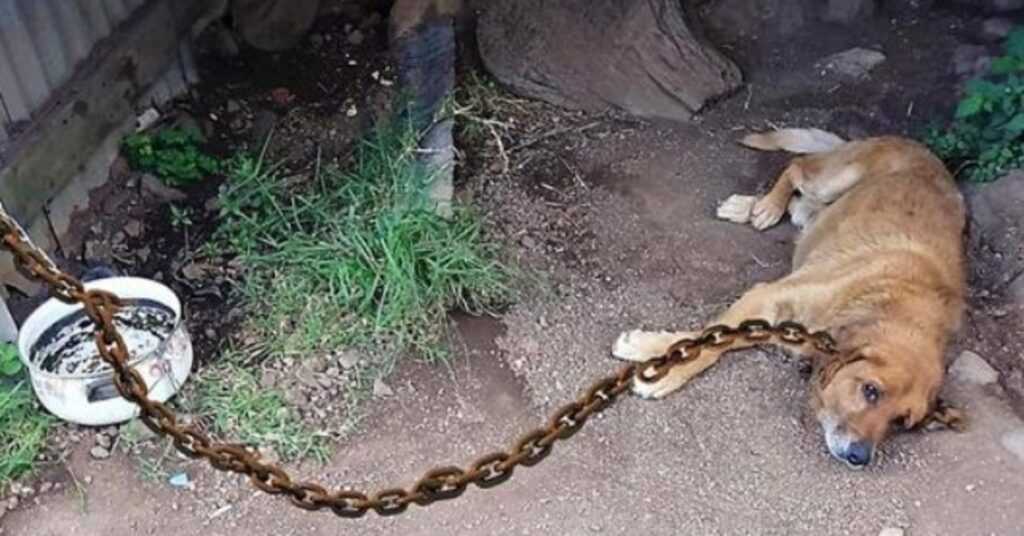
[[718, 160, 803, 230]]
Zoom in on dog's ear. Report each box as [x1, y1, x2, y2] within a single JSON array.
[[919, 398, 968, 432], [816, 349, 867, 392]]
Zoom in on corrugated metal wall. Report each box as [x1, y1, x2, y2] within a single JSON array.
[[0, 0, 152, 143]]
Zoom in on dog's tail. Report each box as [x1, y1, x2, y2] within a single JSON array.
[[740, 128, 846, 154]]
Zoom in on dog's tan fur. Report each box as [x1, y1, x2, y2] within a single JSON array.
[[612, 130, 967, 465]]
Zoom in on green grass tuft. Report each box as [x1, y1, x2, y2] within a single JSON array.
[[193, 362, 330, 462], [0, 381, 53, 485], [216, 122, 509, 362]]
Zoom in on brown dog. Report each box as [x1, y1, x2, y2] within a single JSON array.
[[611, 129, 967, 467]]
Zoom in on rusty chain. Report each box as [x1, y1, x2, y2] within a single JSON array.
[[0, 207, 837, 518]]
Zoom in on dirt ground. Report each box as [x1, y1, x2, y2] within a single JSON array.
[[5, 4, 1024, 536]]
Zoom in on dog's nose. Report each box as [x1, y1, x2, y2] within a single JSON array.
[[844, 441, 873, 466]]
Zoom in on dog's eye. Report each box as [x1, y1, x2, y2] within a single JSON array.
[[862, 382, 881, 404]]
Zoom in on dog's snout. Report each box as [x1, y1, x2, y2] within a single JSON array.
[[844, 441, 873, 467]]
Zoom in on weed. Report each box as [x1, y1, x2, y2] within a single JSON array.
[[192, 361, 329, 462], [123, 127, 220, 186], [0, 341, 21, 376], [169, 205, 194, 229], [0, 381, 53, 485], [216, 122, 509, 362], [924, 27, 1024, 182]]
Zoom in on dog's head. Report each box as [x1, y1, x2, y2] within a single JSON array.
[[811, 337, 943, 468]]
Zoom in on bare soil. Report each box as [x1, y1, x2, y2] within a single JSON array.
[[5, 4, 1024, 536]]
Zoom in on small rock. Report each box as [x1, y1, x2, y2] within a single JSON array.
[[317, 376, 334, 389], [818, 47, 887, 78], [283, 389, 308, 408], [122, 418, 157, 443], [181, 263, 206, 280], [39, 482, 53, 494], [136, 246, 151, 263], [965, 483, 977, 492], [7, 496, 18, 510], [226, 99, 242, 114], [346, 105, 358, 117], [325, 366, 341, 377], [347, 29, 364, 45], [949, 350, 1000, 385], [953, 44, 992, 79], [337, 350, 361, 370], [168, 472, 192, 489], [89, 446, 111, 460], [124, 219, 143, 238], [305, 355, 329, 373], [520, 235, 538, 249], [373, 377, 394, 398], [257, 446, 280, 464], [1001, 429, 1024, 463], [111, 231, 126, 245], [260, 369, 280, 389], [95, 433, 113, 449], [294, 367, 320, 389], [878, 528, 904, 536], [140, 174, 187, 202], [980, 17, 1014, 42]]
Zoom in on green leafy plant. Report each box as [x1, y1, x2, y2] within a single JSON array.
[[122, 127, 220, 186], [169, 205, 194, 229], [924, 27, 1024, 182], [0, 342, 21, 376]]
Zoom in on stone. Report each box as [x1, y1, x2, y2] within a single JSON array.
[[949, 351, 1000, 385], [283, 388, 308, 408], [231, 0, 320, 51], [305, 355, 329, 373], [140, 174, 187, 202], [373, 377, 394, 398], [122, 418, 157, 443], [95, 433, 113, 449], [980, 17, 1014, 42], [817, 47, 887, 78], [124, 219, 143, 238], [953, 44, 993, 79], [89, 446, 111, 460], [260, 369, 280, 389], [1000, 429, 1024, 463], [822, 0, 876, 24], [347, 29, 365, 45], [478, 0, 741, 121], [967, 171, 1024, 294], [337, 350, 361, 370], [878, 528, 904, 536], [226, 99, 242, 114]]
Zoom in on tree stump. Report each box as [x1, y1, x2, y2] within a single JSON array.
[[477, 0, 742, 121]]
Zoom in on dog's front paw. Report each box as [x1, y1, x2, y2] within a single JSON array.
[[613, 329, 697, 362], [716, 194, 757, 224], [612, 329, 665, 362], [631, 373, 675, 400], [751, 196, 787, 230]]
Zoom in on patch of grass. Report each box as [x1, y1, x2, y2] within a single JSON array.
[[192, 361, 330, 462], [924, 27, 1024, 182], [123, 126, 220, 186], [0, 381, 53, 485], [216, 122, 510, 362]]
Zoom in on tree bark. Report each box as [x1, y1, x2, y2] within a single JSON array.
[[477, 0, 742, 121]]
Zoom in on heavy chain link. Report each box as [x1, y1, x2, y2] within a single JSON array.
[[0, 207, 836, 518]]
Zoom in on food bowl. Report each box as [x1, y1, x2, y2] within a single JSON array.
[[16, 277, 193, 426]]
